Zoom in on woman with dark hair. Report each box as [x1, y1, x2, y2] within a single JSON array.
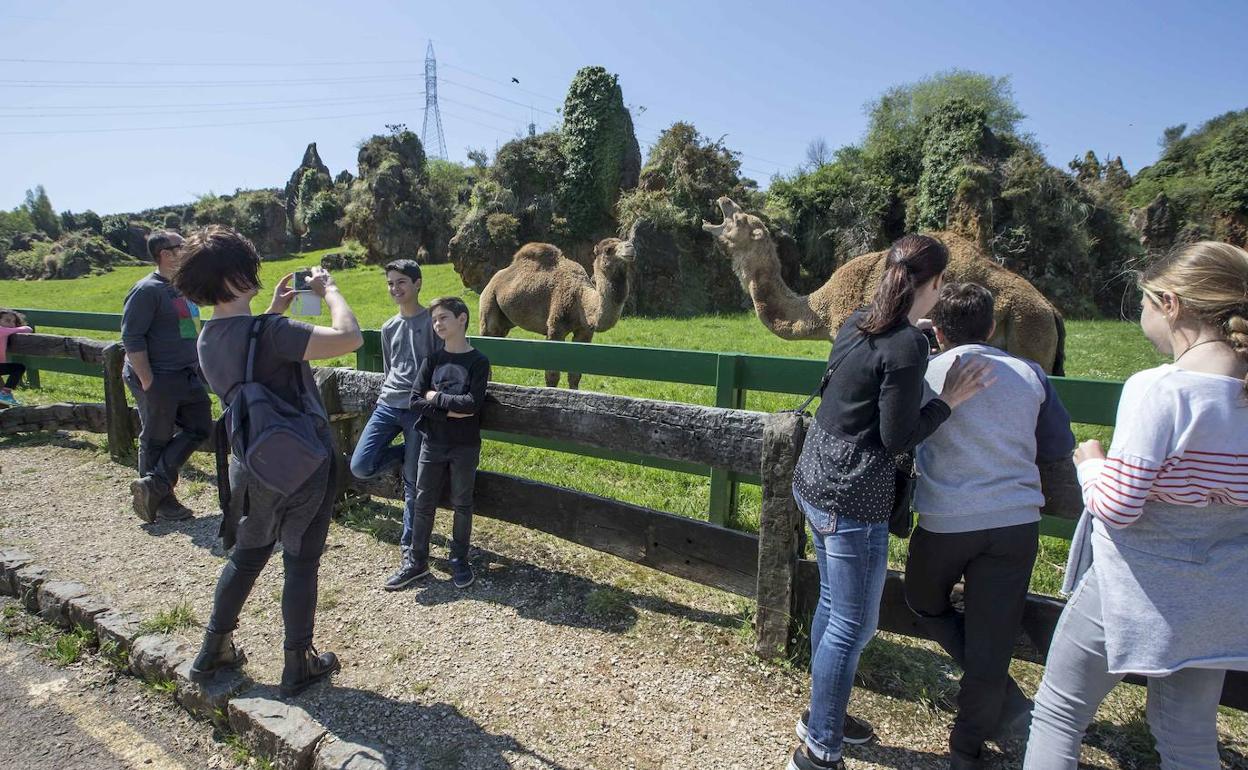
[[789, 235, 995, 770], [174, 225, 363, 696]]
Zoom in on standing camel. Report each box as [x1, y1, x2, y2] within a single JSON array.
[[702, 197, 1067, 374], [478, 238, 635, 388]]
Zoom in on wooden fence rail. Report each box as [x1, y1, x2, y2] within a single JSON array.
[[3, 332, 1244, 711]]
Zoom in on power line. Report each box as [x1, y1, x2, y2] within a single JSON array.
[[0, 92, 425, 111], [0, 94, 426, 119], [0, 108, 417, 136], [0, 74, 423, 89], [0, 56, 428, 68]]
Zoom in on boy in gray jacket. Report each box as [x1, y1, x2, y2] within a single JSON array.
[[347, 260, 443, 590], [906, 283, 1075, 770]]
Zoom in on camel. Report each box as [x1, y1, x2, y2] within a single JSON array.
[[479, 238, 635, 388], [702, 197, 1066, 374]]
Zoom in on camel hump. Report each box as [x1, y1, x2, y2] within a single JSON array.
[[511, 242, 563, 268]]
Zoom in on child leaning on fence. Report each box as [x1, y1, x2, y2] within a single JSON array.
[[1024, 241, 1248, 770], [0, 309, 34, 407], [398, 296, 490, 591], [904, 282, 1075, 769]]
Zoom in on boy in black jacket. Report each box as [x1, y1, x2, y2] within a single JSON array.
[[400, 296, 490, 589]]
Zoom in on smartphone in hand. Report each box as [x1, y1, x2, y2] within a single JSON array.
[[291, 268, 321, 316]]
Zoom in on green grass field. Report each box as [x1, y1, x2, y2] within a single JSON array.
[[1, 251, 1168, 594]]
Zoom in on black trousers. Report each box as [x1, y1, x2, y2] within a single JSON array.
[[904, 521, 1039, 759], [205, 490, 332, 651], [123, 365, 213, 487], [409, 442, 479, 562], [0, 362, 25, 390]]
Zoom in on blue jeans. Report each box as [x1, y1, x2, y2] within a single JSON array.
[[1024, 567, 1227, 770], [796, 489, 890, 762], [349, 402, 422, 550]]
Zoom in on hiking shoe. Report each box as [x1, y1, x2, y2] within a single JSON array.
[[156, 494, 194, 521], [129, 475, 169, 523], [0, 389, 18, 408], [796, 709, 876, 745], [189, 630, 247, 683], [280, 646, 340, 697], [383, 556, 430, 591], [787, 745, 845, 770], [450, 557, 474, 589]]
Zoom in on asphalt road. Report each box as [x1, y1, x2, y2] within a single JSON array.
[[0, 609, 236, 770]]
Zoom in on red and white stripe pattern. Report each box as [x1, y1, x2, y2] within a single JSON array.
[[1082, 450, 1248, 528]]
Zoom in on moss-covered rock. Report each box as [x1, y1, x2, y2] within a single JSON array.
[[340, 130, 445, 264]]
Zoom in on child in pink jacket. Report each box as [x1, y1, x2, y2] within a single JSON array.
[[0, 309, 34, 407]]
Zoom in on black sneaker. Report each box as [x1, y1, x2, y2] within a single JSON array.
[[795, 709, 876, 745], [129, 475, 169, 523], [787, 745, 845, 770], [383, 557, 430, 591], [450, 557, 474, 589], [156, 494, 194, 521]]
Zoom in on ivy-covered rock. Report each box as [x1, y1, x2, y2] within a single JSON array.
[[559, 67, 641, 243]]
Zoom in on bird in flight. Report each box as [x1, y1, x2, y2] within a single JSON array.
[[511, 77, 520, 84]]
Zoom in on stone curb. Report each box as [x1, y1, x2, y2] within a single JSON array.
[[0, 550, 391, 770]]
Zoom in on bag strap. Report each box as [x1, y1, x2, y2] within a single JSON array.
[[243, 314, 269, 384], [787, 330, 869, 415]]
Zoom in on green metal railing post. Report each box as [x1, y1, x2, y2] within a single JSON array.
[[709, 354, 745, 526]]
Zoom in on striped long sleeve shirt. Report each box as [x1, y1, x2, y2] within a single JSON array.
[[1077, 364, 1248, 529]]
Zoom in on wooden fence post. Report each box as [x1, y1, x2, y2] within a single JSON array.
[[101, 343, 136, 465], [314, 367, 358, 503], [755, 411, 807, 658]]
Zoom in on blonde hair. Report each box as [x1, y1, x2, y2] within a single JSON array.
[[1140, 241, 1248, 397]]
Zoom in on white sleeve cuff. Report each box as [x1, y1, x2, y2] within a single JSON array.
[[1077, 457, 1106, 487]]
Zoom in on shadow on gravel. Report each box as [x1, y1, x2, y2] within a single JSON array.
[[337, 495, 746, 636], [297, 685, 574, 770], [0, 431, 101, 452]]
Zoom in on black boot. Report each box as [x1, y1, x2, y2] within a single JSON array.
[[189, 630, 247, 682], [280, 646, 340, 697]]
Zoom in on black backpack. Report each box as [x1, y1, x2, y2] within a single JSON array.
[[215, 315, 329, 499]]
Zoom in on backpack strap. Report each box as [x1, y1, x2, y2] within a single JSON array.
[[243, 314, 269, 384]]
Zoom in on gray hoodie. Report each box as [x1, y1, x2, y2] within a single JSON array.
[[377, 310, 443, 409]]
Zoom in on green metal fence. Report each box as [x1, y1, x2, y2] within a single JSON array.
[[11, 307, 1122, 536]]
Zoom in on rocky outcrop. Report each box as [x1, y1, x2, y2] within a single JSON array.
[[1129, 193, 1179, 256], [285, 143, 332, 232], [622, 218, 753, 317]]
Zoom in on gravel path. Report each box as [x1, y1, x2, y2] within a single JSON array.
[[2, 434, 1245, 769]]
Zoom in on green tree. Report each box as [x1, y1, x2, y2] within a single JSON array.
[[1201, 121, 1248, 213], [617, 121, 759, 231], [863, 70, 1024, 186], [23, 185, 61, 238], [559, 66, 642, 240]]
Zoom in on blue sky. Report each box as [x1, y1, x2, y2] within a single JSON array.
[[2, 0, 1246, 215]]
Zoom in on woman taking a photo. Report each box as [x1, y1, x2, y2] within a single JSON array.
[[1025, 242, 1248, 770], [174, 226, 363, 697], [789, 234, 993, 770]]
